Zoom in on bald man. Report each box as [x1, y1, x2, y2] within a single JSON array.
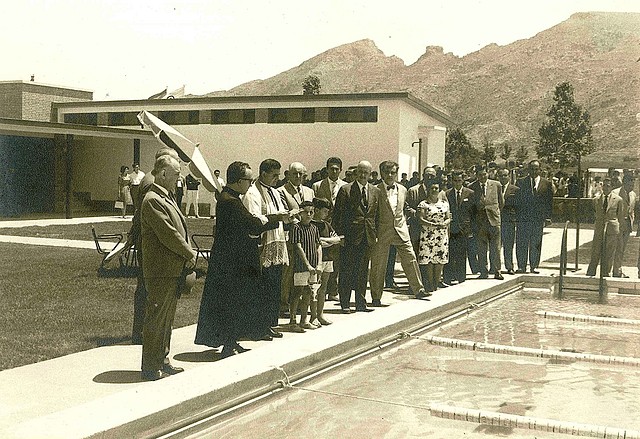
[[332, 161, 381, 313]]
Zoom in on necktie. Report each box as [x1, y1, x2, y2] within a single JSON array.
[[457, 190, 462, 206], [481, 183, 485, 196], [361, 186, 368, 209], [603, 194, 608, 212], [297, 186, 303, 203], [531, 177, 536, 195]]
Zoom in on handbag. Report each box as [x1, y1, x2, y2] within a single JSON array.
[[114, 200, 124, 209]]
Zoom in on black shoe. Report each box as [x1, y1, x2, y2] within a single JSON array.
[[340, 308, 352, 314], [494, 273, 504, 280], [613, 272, 629, 278], [141, 370, 167, 381], [257, 334, 273, 341], [506, 269, 515, 275], [371, 299, 389, 307], [268, 328, 284, 338], [478, 273, 489, 279], [439, 281, 451, 288], [385, 281, 399, 289], [162, 364, 184, 375], [530, 269, 540, 274], [415, 289, 432, 299], [515, 269, 526, 274], [327, 295, 339, 301], [355, 307, 374, 312]]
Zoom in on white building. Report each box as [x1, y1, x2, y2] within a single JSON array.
[[52, 92, 452, 212]]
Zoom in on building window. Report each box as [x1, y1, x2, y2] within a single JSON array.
[[328, 106, 378, 123], [63, 113, 97, 125], [268, 108, 315, 124], [212, 109, 255, 124], [157, 110, 200, 125], [106, 112, 140, 126]]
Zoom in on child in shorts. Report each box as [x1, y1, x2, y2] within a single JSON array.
[[310, 197, 342, 326], [289, 201, 322, 331]]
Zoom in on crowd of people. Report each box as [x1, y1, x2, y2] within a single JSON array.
[[129, 149, 637, 381]]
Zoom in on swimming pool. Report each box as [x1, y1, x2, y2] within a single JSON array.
[[177, 287, 640, 438]]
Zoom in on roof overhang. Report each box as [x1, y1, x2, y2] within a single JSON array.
[[0, 118, 153, 140], [52, 92, 455, 127]]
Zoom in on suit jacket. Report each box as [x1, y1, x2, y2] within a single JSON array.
[[141, 184, 196, 278], [376, 182, 411, 243], [593, 191, 625, 236], [312, 177, 346, 209], [611, 186, 636, 233], [279, 181, 314, 210], [446, 186, 474, 236], [516, 175, 553, 222], [469, 179, 503, 227], [332, 182, 380, 246], [501, 182, 520, 223]]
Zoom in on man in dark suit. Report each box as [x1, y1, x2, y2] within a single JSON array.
[[332, 161, 380, 313], [370, 161, 427, 304], [443, 171, 475, 284], [469, 166, 504, 280], [312, 157, 346, 300], [140, 155, 197, 381], [515, 160, 554, 273], [498, 168, 519, 275]]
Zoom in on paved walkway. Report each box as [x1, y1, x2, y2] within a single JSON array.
[[2, 222, 629, 439]]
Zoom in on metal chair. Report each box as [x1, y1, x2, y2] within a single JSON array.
[[191, 233, 214, 265], [91, 225, 124, 269]]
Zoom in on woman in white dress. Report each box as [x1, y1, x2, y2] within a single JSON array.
[[417, 181, 451, 292]]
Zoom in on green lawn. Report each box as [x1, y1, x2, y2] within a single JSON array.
[[0, 242, 205, 371], [0, 218, 215, 241]]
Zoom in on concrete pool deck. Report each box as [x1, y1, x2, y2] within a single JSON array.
[[1, 222, 639, 438]]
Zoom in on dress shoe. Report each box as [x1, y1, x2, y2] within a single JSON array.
[[257, 334, 273, 341], [586, 272, 596, 277], [613, 272, 629, 278], [327, 294, 339, 302], [355, 307, 374, 312], [415, 289, 432, 300], [494, 273, 504, 280], [505, 269, 515, 275], [478, 273, 489, 279], [340, 308, 352, 314], [162, 363, 184, 375], [371, 300, 389, 307], [530, 269, 540, 274], [384, 281, 399, 289], [141, 370, 168, 381], [438, 281, 450, 288], [515, 269, 526, 274], [268, 328, 284, 338]]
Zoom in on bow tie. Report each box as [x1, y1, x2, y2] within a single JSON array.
[[387, 185, 395, 191]]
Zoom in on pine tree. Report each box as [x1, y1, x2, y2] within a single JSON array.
[[445, 127, 480, 170], [537, 82, 593, 169]]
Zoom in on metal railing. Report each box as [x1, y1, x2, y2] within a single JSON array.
[[557, 221, 570, 298]]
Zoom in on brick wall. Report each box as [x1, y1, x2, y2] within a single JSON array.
[[0, 81, 93, 122], [0, 83, 23, 119]]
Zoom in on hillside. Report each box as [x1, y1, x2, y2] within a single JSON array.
[[201, 12, 640, 168]]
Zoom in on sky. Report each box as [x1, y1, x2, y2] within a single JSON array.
[[3, 0, 639, 100]]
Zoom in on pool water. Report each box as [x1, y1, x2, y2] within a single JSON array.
[[187, 289, 640, 438]]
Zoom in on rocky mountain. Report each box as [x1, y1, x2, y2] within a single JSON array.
[[201, 12, 640, 168]]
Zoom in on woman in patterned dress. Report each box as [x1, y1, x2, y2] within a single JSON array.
[[417, 181, 451, 292]]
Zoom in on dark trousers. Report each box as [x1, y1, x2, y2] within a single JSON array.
[[132, 245, 146, 343], [142, 277, 179, 372], [338, 240, 371, 310], [262, 264, 283, 328], [467, 234, 479, 273], [516, 220, 544, 271], [444, 233, 468, 283], [385, 246, 397, 285], [501, 220, 516, 271]]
